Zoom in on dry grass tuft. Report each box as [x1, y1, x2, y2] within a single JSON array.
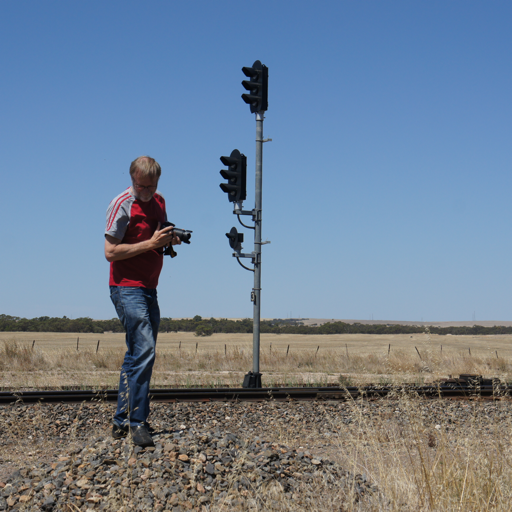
[[0, 339, 48, 371]]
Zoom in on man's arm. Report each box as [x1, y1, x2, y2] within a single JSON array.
[[105, 223, 180, 262]]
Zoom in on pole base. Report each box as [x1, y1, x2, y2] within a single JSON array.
[[242, 371, 262, 388]]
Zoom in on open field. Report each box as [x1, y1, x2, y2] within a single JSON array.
[[3, 330, 512, 355], [2, 331, 512, 390]]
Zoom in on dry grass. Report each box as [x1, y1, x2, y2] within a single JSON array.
[[327, 396, 512, 511], [1, 331, 512, 389]]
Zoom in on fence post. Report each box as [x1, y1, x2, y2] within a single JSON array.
[[315, 346, 320, 358], [415, 346, 423, 360], [286, 345, 290, 357], [77, 337, 79, 351], [32, 340, 35, 350], [388, 344, 390, 356], [96, 340, 100, 353]]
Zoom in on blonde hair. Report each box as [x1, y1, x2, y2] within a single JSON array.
[[129, 156, 161, 180]]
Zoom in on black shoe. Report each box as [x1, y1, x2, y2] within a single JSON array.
[[130, 425, 155, 447], [112, 423, 128, 439]]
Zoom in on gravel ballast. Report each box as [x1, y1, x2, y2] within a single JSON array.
[[1, 397, 511, 510]]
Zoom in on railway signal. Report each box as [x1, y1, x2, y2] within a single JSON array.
[[218, 60, 269, 388], [226, 227, 244, 251], [219, 149, 247, 203], [242, 60, 268, 114]]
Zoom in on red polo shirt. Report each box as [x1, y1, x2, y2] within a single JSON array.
[[105, 188, 167, 289]]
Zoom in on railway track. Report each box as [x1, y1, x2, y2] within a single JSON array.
[[0, 375, 509, 404]]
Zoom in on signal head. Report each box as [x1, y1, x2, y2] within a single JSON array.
[[219, 149, 247, 203], [241, 60, 268, 113], [226, 227, 244, 250]]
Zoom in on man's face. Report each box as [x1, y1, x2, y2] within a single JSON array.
[[132, 171, 159, 202]]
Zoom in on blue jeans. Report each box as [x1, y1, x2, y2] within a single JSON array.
[[110, 286, 160, 427]]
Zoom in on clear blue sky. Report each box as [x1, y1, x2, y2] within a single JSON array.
[[1, 1, 510, 322]]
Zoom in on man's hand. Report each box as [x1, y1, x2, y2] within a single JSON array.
[[170, 232, 182, 245], [153, 223, 182, 252], [151, 222, 177, 248]]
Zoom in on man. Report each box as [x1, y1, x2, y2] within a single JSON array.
[[105, 155, 180, 447]]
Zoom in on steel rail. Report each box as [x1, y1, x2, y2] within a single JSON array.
[[0, 376, 510, 405]]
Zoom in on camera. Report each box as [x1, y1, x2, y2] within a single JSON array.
[[160, 221, 192, 244]]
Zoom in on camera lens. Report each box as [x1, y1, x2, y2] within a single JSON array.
[[174, 228, 192, 244]]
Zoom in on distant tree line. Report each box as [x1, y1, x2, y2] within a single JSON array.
[[1, 314, 511, 336], [0, 315, 120, 333]]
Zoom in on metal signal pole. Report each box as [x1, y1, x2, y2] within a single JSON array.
[[219, 60, 269, 388], [251, 111, 264, 384]]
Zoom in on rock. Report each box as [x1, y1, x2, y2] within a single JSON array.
[[41, 496, 56, 510]]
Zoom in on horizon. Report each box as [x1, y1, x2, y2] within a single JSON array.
[[2, 313, 512, 328]]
